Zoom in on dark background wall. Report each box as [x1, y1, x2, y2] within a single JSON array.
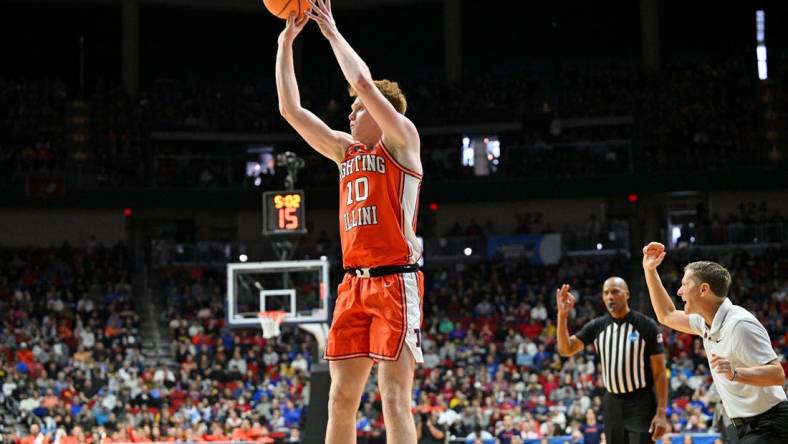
[[3, 0, 787, 90]]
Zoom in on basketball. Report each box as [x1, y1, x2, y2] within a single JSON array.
[[264, 0, 309, 19]]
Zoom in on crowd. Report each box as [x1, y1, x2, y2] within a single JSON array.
[[0, 244, 317, 444], [3, 239, 786, 444], [148, 265, 317, 443], [0, 243, 142, 443], [2, 52, 782, 190], [0, 78, 68, 182], [0, 78, 149, 189], [88, 83, 150, 189], [406, 246, 787, 442], [635, 59, 761, 174]]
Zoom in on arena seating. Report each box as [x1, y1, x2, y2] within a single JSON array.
[[4, 239, 785, 443], [2, 54, 779, 191]]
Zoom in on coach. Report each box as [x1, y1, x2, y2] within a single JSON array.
[[642, 242, 787, 443], [555, 278, 669, 444]]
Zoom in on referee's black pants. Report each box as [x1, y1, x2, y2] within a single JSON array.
[[603, 388, 656, 444], [730, 401, 788, 444]]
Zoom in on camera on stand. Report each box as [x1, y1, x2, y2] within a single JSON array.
[[276, 151, 305, 191]]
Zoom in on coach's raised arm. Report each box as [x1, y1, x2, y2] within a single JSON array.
[[641, 242, 788, 442], [641, 242, 696, 335]]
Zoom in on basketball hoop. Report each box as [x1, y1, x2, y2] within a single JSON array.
[[257, 310, 289, 339]]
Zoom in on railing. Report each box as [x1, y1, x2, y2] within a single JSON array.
[[504, 139, 634, 178], [150, 239, 246, 268], [423, 230, 631, 262], [674, 223, 787, 246], [424, 235, 487, 260], [562, 230, 630, 252], [152, 154, 235, 188]]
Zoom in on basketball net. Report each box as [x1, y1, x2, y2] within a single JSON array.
[[257, 310, 289, 339]]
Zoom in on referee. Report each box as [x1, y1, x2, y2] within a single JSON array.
[[556, 278, 669, 444], [642, 242, 787, 443]]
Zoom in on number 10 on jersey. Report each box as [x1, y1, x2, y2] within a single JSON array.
[[346, 177, 369, 205], [262, 190, 307, 235]]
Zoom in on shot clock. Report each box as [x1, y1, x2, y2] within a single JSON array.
[[263, 190, 307, 235]]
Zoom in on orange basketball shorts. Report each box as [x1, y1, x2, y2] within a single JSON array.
[[325, 271, 424, 362]]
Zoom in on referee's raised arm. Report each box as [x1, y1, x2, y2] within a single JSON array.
[[555, 284, 584, 357]]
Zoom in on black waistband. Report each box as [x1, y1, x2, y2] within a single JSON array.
[[604, 386, 655, 399], [344, 263, 419, 278], [731, 400, 788, 428]]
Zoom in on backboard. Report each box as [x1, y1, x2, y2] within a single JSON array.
[[226, 259, 330, 328]]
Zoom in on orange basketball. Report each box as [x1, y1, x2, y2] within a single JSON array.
[[263, 0, 309, 19]]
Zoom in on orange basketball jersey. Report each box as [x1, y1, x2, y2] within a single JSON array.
[[338, 141, 422, 268]]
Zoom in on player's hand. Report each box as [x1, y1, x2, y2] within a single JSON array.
[[306, 0, 339, 39], [649, 413, 669, 441], [710, 354, 735, 381], [556, 284, 575, 318], [642, 242, 667, 271], [278, 12, 309, 45]]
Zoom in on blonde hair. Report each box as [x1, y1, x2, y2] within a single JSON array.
[[348, 79, 407, 115]]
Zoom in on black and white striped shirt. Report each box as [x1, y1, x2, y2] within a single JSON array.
[[576, 310, 664, 395]]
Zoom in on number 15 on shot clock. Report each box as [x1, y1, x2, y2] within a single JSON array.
[[262, 190, 307, 235]]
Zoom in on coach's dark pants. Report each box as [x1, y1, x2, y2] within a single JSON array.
[[603, 388, 656, 444], [730, 401, 788, 444]]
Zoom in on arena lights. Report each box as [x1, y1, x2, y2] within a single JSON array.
[[671, 227, 682, 245], [463, 247, 473, 256], [756, 10, 767, 80], [239, 254, 248, 262]]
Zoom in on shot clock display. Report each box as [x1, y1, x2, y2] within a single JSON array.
[[263, 190, 307, 235]]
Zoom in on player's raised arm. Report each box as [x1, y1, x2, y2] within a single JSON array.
[[306, 0, 420, 159], [642, 242, 694, 334], [275, 13, 352, 164]]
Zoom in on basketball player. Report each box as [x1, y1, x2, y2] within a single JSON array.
[[275, 1, 424, 443]]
